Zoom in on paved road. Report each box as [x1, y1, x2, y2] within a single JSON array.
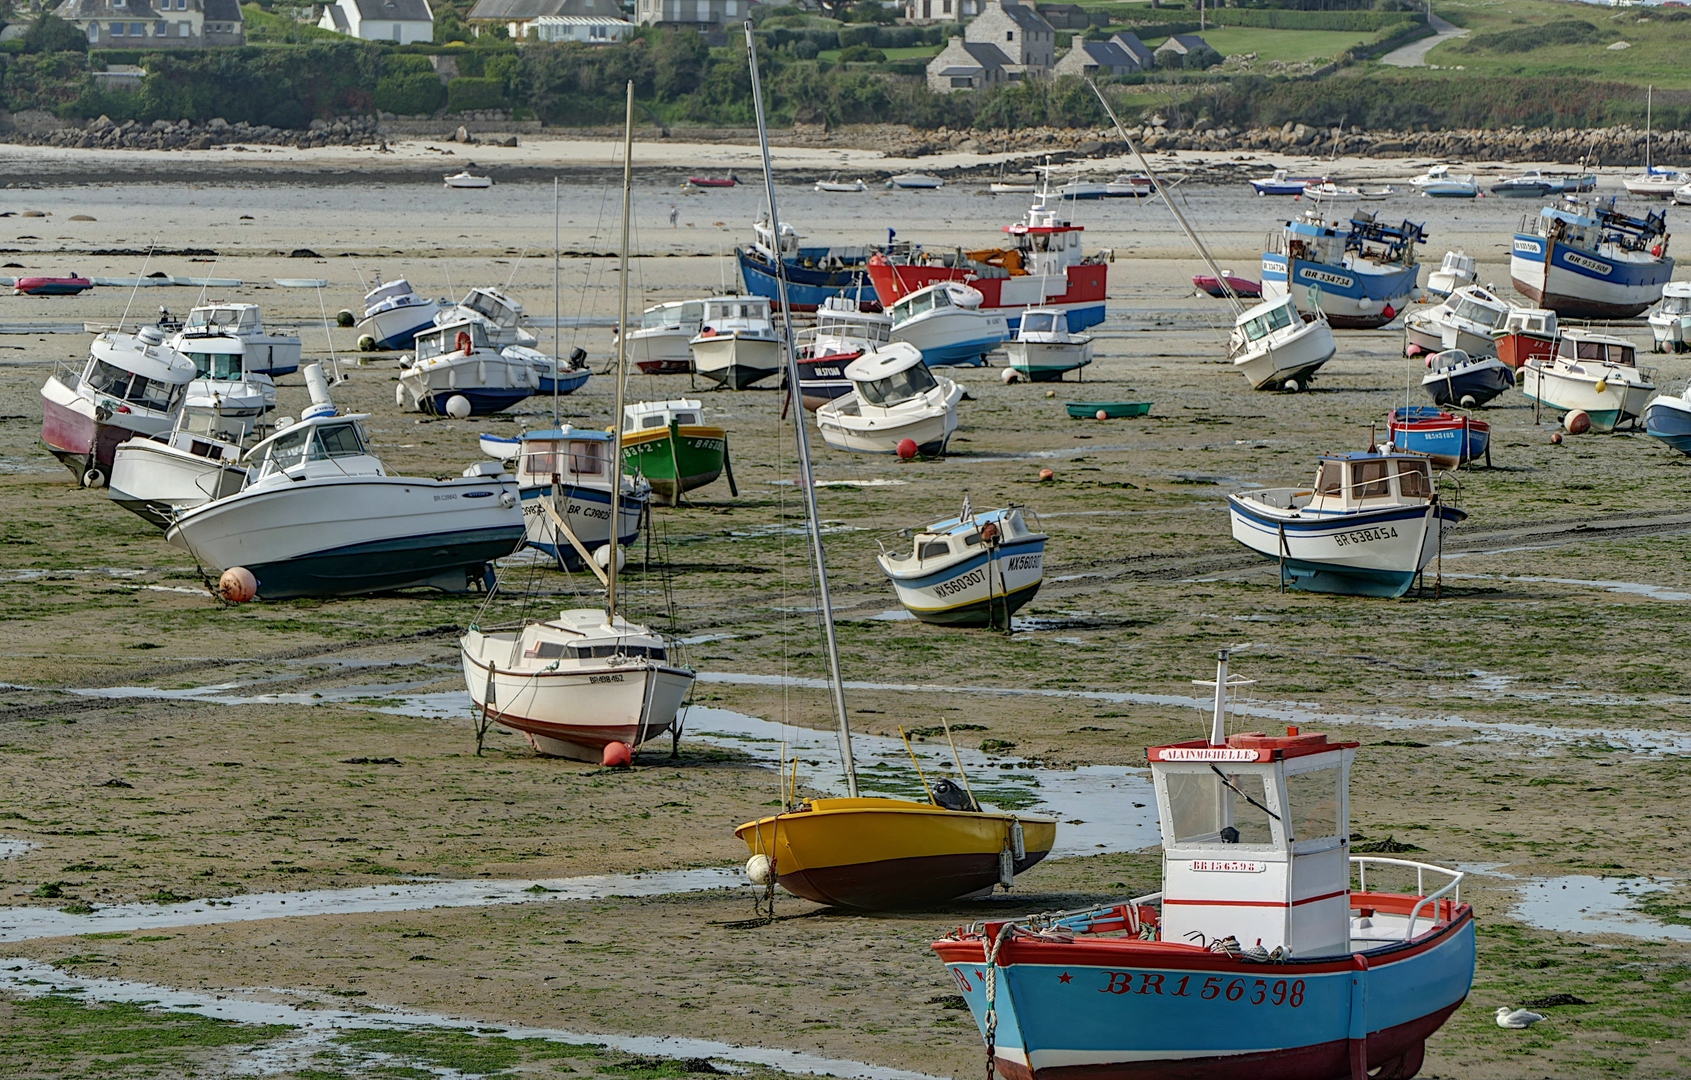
[[1379, 12, 1469, 68]]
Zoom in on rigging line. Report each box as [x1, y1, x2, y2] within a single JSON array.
[[117, 240, 157, 332], [1209, 764, 1282, 822]]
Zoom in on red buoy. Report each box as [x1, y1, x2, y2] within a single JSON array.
[[1038, 468, 1055, 482], [1550, 431, 1563, 445], [896, 438, 918, 460], [1564, 409, 1591, 435], [602, 741, 632, 768], [219, 567, 257, 603]]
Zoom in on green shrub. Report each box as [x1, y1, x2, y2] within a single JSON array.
[[447, 75, 505, 112], [382, 52, 436, 76], [376, 71, 445, 115], [23, 14, 87, 54], [837, 44, 886, 62], [1459, 19, 1607, 54], [838, 24, 879, 48]]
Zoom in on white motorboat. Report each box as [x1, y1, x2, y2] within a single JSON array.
[[398, 318, 578, 417], [1643, 384, 1691, 454], [1519, 329, 1656, 433], [889, 173, 943, 189], [990, 180, 1037, 194], [815, 175, 867, 192], [1674, 182, 1691, 207], [1409, 165, 1478, 198], [435, 286, 538, 349], [1425, 250, 1478, 298], [171, 301, 301, 378], [626, 299, 703, 374], [503, 426, 647, 570], [173, 337, 277, 437], [1003, 306, 1092, 381], [1647, 280, 1691, 352], [108, 406, 250, 528], [40, 326, 195, 488], [876, 501, 1046, 627], [1228, 450, 1466, 597], [1624, 166, 1687, 199], [445, 170, 493, 189], [359, 275, 440, 350], [1058, 176, 1112, 201], [163, 409, 524, 599], [1302, 182, 1361, 202], [688, 294, 783, 389], [795, 295, 893, 410], [887, 280, 1007, 368], [1228, 294, 1336, 391], [1105, 174, 1153, 198], [816, 342, 962, 456], [1421, 348, 1515, 408], [1403, 284, 1511, 358]]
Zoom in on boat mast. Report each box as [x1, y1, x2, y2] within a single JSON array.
[[553, 176, 561, 428], [1085, 80, 1244, 316], [1647, 85, 1653, 173], [745, 21, 858, 797], [607, 80, 634, 624]]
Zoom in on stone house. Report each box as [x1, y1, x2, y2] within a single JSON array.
[[1154, 32, 1220, 69], [318, 0, 435, 42], [903, 0, 976, 23], [926, 1, 1055, 92], [54, 0, 245, 48], [1034, 3, 1087, 29], [1053, 37, 1143, 79]]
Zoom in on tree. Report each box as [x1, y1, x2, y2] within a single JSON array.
[[23, 14, 88, 53]]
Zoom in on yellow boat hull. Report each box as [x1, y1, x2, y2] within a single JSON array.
[[734, 797, 1056, 911]]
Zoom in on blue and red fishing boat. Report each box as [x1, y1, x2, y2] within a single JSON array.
[[1389, 406, 1490, 468], [934, 650, 1475, 1080]]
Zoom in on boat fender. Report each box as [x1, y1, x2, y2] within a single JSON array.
[[1010, 818, 1025, 860], [478, 360, 487, 384], [1594, 379, 1608, 394], [446, 395, 472, 419], [396, 382, 407, 407], [998, 848, 1015, 891], [1382, 304, 1396, 320], [746, 853, 773, 886], [499, 490, 517, 509], [1357, 297, 1378, 313], [456, 331, 472, 354], [1001, 368, 1019, 384], [81, 468, 105, 489], [358, 335, 377, 352]]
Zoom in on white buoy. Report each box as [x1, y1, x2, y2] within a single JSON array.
[[1001, 367, 1020, 385], [746, 853, 773, 886], [1459, 394, 1477, 408], [594, 544, 627, 573], [445, 395, 472, 419], [1283, 379, 1300, 393]]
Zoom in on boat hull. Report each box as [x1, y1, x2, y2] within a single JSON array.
[[1229, 495, 1466, 598], [1005, 340, 1092, 381], [737, 248, 871, 312], [867, 261, 1106, 333], [1519, 364, 1652, 433], [1645, 396, 1691, 454], [620, 424, 728, 506], [796, 353, 858, 411], [519, 485, 645, 567], [1422, 359, 1514, 408], [1509, 233, 1673, 319], [735, 798, 1056, 910], [691, 333, 783, 389], [892, 307, 1008, 368], [880, 537, 1045, 628], [1389, 412, 1490, 468], [934, 910, 1474, 1080], [1260, 255, 1417, 330], [40, 374, 174, 481], [1233, 319, 1336, 391], [362, 302, 440, 351], [109, 439, 248, 529], [629, 328, 696, 373]]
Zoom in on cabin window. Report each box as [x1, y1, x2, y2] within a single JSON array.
[[265, 426, 313, 472], [87, 359, 182, 412], [1351, 459, 1390, 500], [640, 308, 670, 330], [523, 440, 561, 477], [1315, 462, 1342, 497], [1396, 460, 1431, 499], [1285, 767, 1339, 843], [641, 416, 666, 429], [674, 412, 698, 425], [187, 352, 243, 380], [681, 302, 703, 322], [312, 423, 365, 459], [964, 533, 981, 546], [859, 362, 938, 406], [919, 541, 950, 560], [1021, 313, 1055, 334], [1663, 297, 1691, 316], [1167, 770, 1275, 846], [568, 440, 607, 477]]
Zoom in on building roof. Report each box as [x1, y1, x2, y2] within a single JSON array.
[[930, 37, 1012, 73], [54, 0, 162, 19], [203, 0, 242, 21], [533, 13, 630, 22], [346, 0, 434, 23], [998, 0, 1052, 33], [1109, 30, 1153, 65], [1066, 40, 1139, 70], [467, 0, 620, 19], [1158, 33, 1213, 53]]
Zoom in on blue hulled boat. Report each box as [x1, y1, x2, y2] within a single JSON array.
[[1511, 197, 1673, 319], [1389, 406, 1491, 468], [1262, 209, 1426, 329], [1644, 387, 1691, 454], [736, 217, 875, 312]]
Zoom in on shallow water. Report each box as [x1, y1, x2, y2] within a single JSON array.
[[1445, 572, 1691, 602], [1512, 875, 1691, 942], [0, 958, 943, 1080]]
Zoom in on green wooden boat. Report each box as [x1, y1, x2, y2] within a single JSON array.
[[619, 399, 736, 506], [1065, 401, 1152, 419]]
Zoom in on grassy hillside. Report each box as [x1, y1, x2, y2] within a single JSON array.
[[1144, 27, 1377, 65], [1425, 0, 1691, 91]]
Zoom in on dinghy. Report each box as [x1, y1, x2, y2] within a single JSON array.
[[1519, 329, 1656, 432], [1425, 250, 1478, 298], [889, 173, 943, 189], [815, 342, 963, 456], [935, 650, 1475, 1080], [1003, 306, 1092, 382], [1647, 280, 1691, 353], [887, 280, 1008, 368], [689, 294, 784, 389], [15, 274, 92, 296], [876, 501, 1046, 627], [1422, 348, 1514, 408], [1192, 270, 1261, 300], [620, 398, 732, 506], [1389, 406, 1491, 468], [359, 275, 440, 351], [40, 326, 195, 488], [444, 170, 493, 189], [1644, 385, 1691, 454], [1228, 450, 1466, 597], [794, 296, 892, 410], [627, 299, 703, 374], [814, 175, 867, 193], [1229, 295, 1336, 392]]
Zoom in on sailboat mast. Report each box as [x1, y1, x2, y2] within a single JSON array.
[[1647, 85, 1653, 173], [607, 80, 634, 623], [553, 176, 561, 428], [744, 21, 857, 797]]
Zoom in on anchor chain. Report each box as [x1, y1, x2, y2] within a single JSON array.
[[982, 921, 1016, 1080]]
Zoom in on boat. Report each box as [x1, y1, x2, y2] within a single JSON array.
[[164, 408, 524, 599], [736, 216, 874, 312], [1643, 385, 1691, 454], [1389, 406, 1490, 468], [1491, 169, 1596, 198], [1301, 181, 1361, 202], [1065, 400, 1150, 419], [816, 341, 962, 456], [1228, 449, 1466, 597], [504, 426, 647, 568], [1105, 174, 1153, 198], [1421, 348, 1514, 408], [398, 319, 586, 416], [1262, 208, 1426, 329], [625, 299, 703, 374], [1409, 164, 1478, 198], [1004, 307, 1092, 382], [1510, 196, 1672, 318], [686, 172, 740, 188], [876, 501, 1046, 627], [1193, 270, 1261, 300], [619, 398, 732, 506], [866, 181, 1107, 332], [178, 353, 274, 438], [935, 650, 1475, 1080], [444, 171, 493, 189], [1494, 306, 1558, 370], [40, 326, 196, 488], [1403, 284, 1511, 358], [794, 295, 893, 410], [1519, 329, 1656, 433], [171, 301, 303, 379], [1625, 168, 1687, 199], [689, 294, 784, 389], [108, 403, 250, 528], [434, 286, 539, 350], [1675, 182, 1691, 208], [1251, 169, 1326, 196], [1058, 176, 1111, 201], [889, 173, 943, 189], [815, 175, 867, 193], [1229, 294, 1336, 392], [1424, 250, 1477, 298], [887, 280, 1008, 368], [359, 275, 440, 351], [15, 274, 92, 296], [1647, 280, 1691, 353]]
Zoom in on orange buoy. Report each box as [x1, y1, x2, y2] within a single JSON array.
[[897, 438, 918, 460], [1095, 409, 1108, 421], [219, 567, 257, 603], [455, 330, 472, 354], [1551, 431, 1563, 444], [1564, 409, 1591, 435], [1038, 468, 1055, 481], [602, 741, 632, 768]]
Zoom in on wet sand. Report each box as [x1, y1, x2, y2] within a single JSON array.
[[0, 144, 1689, 1077]]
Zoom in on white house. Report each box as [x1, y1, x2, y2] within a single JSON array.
[[634, 0, 756, 32], [54, 0, 245, 48], [904, 0, 976, 23], [532, 14, 630, 40], [319, 0, 435, 43], [465, 0, 622, 39]]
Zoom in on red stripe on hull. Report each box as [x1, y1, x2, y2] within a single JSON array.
[[779, 849, 1050, 911], [635, 359, 694, 375], [866, 261, 1107, 313], [493, 713, 668, 754]]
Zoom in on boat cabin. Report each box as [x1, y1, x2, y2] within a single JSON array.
[[180, 339, 250, 382], [1556, 330, 1637, 368], [460, 287, 524, 331], [517, 610, 668, 665], [183, 303, 263, 337], [1502, 307, 1556, 338], [639, 300, 704, 334], [1445, 286, 1510, 332], [814, 297, 891, 347], [623, 399, 704, 434], [416, 318, 491, 361], [1016, 308, 1072, 341], [1150, 659, 1359, 957], [888, 282, 981, 328], [1656, 281, 1691, 316], [889, 506, 1040, 569], [81, 328, 196, 416], [514, 427, 614, 488], [844, 343, 940, 409], [698, 295, 773, 333], [247, 414, 378, 481], [364, 277, 428, 313], [1234, 296, 1299, 344], [1306, 452, 1434, 513], [1004, 197, 1087, 277]]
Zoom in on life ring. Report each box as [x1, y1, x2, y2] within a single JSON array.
[[455, 331, 472, 354], [700, 327, 716, 337]]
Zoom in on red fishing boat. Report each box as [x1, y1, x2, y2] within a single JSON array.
[[1194, 270, 1262, 300], [15, 274, 92, 296], [686, 172, 740, 188], [865, 187, 1108, 332]]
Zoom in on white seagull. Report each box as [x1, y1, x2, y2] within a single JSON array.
[[1495, 1006, 1546, 1029]]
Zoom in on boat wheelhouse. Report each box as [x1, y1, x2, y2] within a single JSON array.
[[628, 299, 704, 374], [1511, 197, 1673, 319], [876, 503, 1046, 627], [360, 276, 440, 351], [1262, 209, 1426, 329], [1229, 294, 1335, 392], [40, 326, 195, 487], [736, 217, 873, 312]]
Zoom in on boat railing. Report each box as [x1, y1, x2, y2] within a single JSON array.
[[1351, 856, 1464, 939], [962, 891, 1165, 938]]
